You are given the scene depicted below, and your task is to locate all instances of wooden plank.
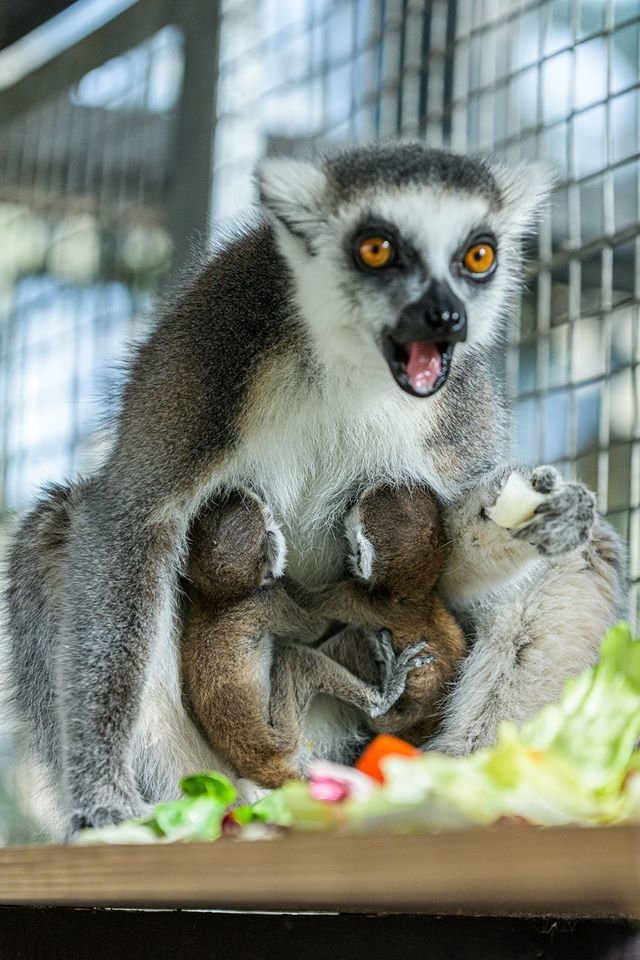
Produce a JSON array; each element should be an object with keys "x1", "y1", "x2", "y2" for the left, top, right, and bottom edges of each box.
[{"x1": 0, "y1": 825, "x2": 638, "y2": 916}]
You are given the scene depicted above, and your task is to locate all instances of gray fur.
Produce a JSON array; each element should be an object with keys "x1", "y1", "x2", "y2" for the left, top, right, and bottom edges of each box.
[
  {"x1": 3, "y1": 140, "x2": 619, "y2": 835},
  {"x1": 429, "y1": 465, "x2": 628, "y2": 755}
]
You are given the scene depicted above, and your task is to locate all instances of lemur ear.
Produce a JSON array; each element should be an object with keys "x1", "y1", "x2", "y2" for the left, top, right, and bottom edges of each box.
[
  {"x1": 489, "y1": 159, "x2": 556, "y2": 233},
  {"x1": 256, "y1": 157, "x2": 328, "y2": 241}
]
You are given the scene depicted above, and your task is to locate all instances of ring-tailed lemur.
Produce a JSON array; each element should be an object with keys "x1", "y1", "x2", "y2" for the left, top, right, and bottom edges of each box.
[{"x1": 5, "y1": 141, "x2": 626, "y2": 837}]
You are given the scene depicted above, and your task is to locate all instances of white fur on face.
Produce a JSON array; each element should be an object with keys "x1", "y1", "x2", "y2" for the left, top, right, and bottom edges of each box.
[{"x1": 272, "y1": 182, "x2": 525, "y2": 390}]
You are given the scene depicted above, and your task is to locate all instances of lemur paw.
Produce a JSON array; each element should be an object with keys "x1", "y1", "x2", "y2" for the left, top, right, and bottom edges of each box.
[
  {"x1": 68, "y1": 780, "x2": 146, "y2": 838},
  {"x1": 344, "y1": 503, "x2": 376, "y2": 581},
  {"x1": 366, "y1": 631, "x2": 432, "y2": 718},
  {"x1": 512, "y1": 470, "x2": 596, "y2": 556}
]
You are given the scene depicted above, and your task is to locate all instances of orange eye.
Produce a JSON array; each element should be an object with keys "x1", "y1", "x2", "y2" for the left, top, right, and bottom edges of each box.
[
  {"x1": 463, "y1": 241, "x2": 496, "y2": 275},
  {"x1": 357, "y1": 236, "x2": 394, "y2": 269}
]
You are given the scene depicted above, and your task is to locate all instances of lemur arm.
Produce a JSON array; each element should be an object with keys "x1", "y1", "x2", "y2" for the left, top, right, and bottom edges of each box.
[
  {"x1": 438, "y1": 466, "x2": 559, "y2": 609},
  {"x1": 428, "y1": 468, "x2": 627, "y2": 756},
  {"x1": 282, "y1": 578, "x2": 392, "y2": 631},
  {"x1": 265, "y1": 584, "x2": 426, "y2": 719}
]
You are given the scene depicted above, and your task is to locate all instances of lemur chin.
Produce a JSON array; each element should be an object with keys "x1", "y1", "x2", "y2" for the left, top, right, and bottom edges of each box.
[{"x1": 6, "y1": 141, "x2": 624, "y2": 840}]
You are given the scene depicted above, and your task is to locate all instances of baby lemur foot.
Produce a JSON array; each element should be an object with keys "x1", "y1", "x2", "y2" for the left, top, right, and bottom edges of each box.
[
  {"x1": 511, "y1": 466, "x2": 596, "y2": 556},
  {"x1": 365, "y1": 631, "x2": 432, "y2": 718}
]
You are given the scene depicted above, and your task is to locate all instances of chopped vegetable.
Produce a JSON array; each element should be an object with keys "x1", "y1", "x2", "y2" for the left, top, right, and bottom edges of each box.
[
  {"x1": 78, "y1": 624, "x2": 640, "y2": 844},
  {"x1": 487, "y1": 471, "x2": 548, "y2": 529},
  {"x1": 355, "y1": 734, "x2": 421, "y2": 782}
]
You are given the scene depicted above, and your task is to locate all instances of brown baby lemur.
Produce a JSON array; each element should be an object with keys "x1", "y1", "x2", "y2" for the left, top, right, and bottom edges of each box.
[{"x1": 181, "y1": 484, "x2": 466, "y2": 788}]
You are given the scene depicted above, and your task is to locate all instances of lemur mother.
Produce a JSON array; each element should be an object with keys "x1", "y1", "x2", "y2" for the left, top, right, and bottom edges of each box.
[{"x1": 7, "y1": 142, "x2": 626, "y2": 836}]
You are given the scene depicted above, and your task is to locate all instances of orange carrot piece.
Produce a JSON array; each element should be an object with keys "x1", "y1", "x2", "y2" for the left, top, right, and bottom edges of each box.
[{"x1": 355, "y1": 734, "x2": 421, "y2": 783}]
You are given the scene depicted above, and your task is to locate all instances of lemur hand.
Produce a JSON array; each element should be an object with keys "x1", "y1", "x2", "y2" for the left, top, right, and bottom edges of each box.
[
  {"x1": 510, "y1": 465, "x2": 596, "y2": 556},
  {"x1": 365, "y1": 631, "x2": 432, "y2": 718}
]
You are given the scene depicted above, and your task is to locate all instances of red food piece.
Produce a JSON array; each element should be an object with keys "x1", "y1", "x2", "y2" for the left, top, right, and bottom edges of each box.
[{"x1": 355, "y1": 734, "x2": 421, "y2": 783}]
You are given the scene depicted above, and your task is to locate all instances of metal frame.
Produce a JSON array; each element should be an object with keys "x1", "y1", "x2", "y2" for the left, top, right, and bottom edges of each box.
[{"x1": 0, "y1": 0, "x2": 220, "y2": 514}]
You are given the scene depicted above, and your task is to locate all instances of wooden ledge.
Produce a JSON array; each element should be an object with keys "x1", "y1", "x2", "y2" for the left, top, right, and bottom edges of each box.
[{"x1": 0, "y1": 825, "x2": 638, "y2": 916}]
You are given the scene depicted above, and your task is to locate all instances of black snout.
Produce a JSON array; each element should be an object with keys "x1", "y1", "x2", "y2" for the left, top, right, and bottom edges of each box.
[{"x1": 395, "y1": 280, "x2": 467, "y2": 344}]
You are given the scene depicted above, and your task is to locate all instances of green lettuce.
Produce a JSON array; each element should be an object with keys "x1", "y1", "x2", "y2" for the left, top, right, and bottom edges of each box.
[{"x1": 78, "y1": 623, "x2": 640, "y2": 843}]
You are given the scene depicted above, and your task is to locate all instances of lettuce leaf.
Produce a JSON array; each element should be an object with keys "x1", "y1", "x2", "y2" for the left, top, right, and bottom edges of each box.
[{"x1": 78, "y1": 624, "x2": 640, "y2": 843}]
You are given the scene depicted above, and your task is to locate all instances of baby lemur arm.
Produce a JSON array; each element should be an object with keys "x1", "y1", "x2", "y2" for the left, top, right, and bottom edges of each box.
[{"x1": 284, "y1": 579, "x2": 392, "y2": 633}]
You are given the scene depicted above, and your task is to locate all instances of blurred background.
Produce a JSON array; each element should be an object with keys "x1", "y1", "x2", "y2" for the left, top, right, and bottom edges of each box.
[{"x1": 0, "y1": 0, "x2": 638, "y2": 839}]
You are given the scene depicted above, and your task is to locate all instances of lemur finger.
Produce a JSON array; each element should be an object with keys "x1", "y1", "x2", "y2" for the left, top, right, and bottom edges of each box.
[
  {"x1": 396, "y1": 640, "x2": 430, "y2": 668},
  {"x1": 530, "y1": 465, "x2": 560, "y2": 494},
  {"x1": 409, "y1": 654, "x2": 436, "y2": 668}
]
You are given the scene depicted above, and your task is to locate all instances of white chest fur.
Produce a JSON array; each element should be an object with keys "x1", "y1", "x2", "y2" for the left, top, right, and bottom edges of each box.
[{"x1": 219, "y1": 358, "x2": 440, "y2": 584}]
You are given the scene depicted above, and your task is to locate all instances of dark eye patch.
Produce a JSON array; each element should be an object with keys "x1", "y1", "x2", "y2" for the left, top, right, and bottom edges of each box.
[{"x1": 348, "y1": 218, "x2": 423, "y2": 276}]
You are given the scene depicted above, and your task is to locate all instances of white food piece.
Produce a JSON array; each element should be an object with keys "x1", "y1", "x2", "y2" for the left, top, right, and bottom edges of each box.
[{"x1": 487, "y1": 471, "x2": 550, "y2": 529}]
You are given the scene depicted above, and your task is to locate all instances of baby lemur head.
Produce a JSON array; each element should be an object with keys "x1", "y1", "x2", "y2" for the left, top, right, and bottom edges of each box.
[
  {"x1": 257, "y1": 141, "x2": 552, "y2": 398},
  {"x1": 186, "y1": 492, "x2": 270, "y2": 603},
  {"x1": 347, "y1": 484, "x2": 447, "y2": 597}
]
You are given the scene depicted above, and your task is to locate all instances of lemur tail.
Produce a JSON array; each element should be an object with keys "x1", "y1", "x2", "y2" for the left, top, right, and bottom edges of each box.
[{"x1": 4, "y1": 480, "x2": 89, "y2": 772}]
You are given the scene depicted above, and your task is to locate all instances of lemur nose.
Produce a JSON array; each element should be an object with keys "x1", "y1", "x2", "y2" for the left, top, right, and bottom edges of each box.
[
  {"x1": 421, "y1": 280, "x2": 467, "y2": 341},
  {"x1": 393, "y1": 279, "x2": 468, "y2": 344},
  {"x1": 429, "y1": 306, "x2": 464, "y2": 335}
]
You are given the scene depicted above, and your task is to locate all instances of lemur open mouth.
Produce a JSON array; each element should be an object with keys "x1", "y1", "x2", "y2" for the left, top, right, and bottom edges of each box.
[{"x1": 384, "y1": 336, "x2": 454, "y2": 398}]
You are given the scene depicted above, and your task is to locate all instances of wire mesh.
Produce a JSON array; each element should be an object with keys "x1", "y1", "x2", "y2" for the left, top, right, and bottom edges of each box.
[
  {"x1": 0, "y1": 7, "x2": 189, "y2": 843},
  {"x1": 0, "y1": 24, "x2": 183, "y2": 513},
  {"x1": 212, "y1": 0, "x2": 640, "y2": 621}
]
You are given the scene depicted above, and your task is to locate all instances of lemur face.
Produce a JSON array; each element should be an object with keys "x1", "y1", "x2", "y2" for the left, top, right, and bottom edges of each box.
[{"x1": 258, "y1": 142, "x2": 552, "y2": 398}]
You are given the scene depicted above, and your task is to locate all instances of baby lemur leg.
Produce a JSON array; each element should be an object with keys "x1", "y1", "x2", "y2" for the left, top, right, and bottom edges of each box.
[
  {"x1": 428, "y1": 465, "x2": 628, "y2": 755},
  {"x1": 182, "y1": 489, "x2": 427, "y2": 789}
]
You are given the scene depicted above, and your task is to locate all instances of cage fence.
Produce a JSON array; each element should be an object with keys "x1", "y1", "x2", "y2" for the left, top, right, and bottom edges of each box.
[
  {"x1": 0, "y1": 0, "x2": 639, "y2": 838},
  {"x1": 0, "y1": 27, "x2": 180, "y2": 512},
  {"x1": 0, "y1": 0, "x2": 218, "y2": 518}
]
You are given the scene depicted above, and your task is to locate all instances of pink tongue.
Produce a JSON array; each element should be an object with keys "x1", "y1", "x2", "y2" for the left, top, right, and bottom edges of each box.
[{"x1": 405, "y1": 342, "x2": 442, "y2": 392}]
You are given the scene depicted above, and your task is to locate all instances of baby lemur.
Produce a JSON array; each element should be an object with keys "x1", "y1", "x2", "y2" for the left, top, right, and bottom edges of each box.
[
  {"x1": 181, "y1": 487, "x2": 437, "y2": 788},
  {"x1": 182, "y1": 484, "x2": 465, "y2": 787},
  {"x1": 6, "y1": 141, "x2": 628, "y2": 836}
]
